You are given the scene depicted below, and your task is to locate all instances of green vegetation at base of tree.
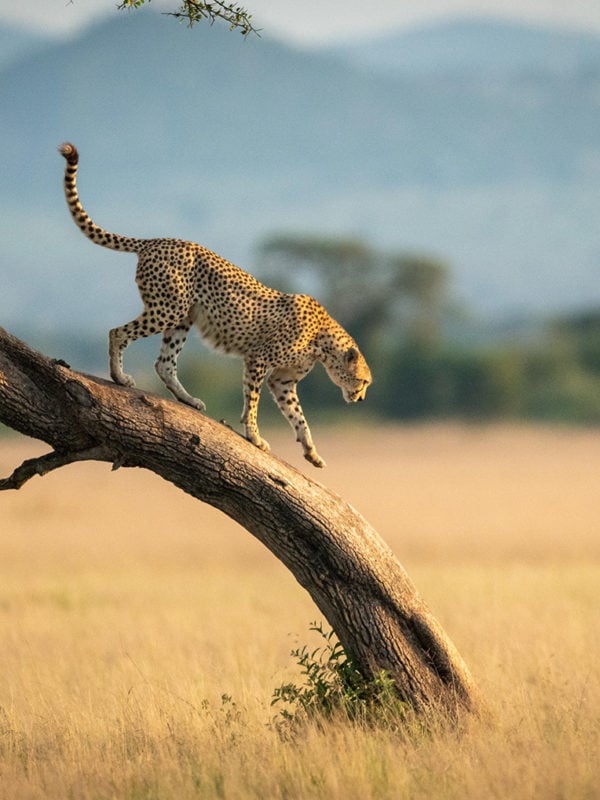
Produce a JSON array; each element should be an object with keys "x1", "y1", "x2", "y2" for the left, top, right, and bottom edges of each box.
[{"x1": 271, "y1": 622, "x2": 407, "y2": 735}]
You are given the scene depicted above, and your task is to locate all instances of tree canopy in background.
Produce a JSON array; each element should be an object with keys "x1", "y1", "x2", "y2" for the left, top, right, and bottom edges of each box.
[
  {"x1": 257, "y1": 234, "x2": 449, "y2": 355},
  {"x1": 253, "y1": 234, "x2": 600, "y2": 424}
]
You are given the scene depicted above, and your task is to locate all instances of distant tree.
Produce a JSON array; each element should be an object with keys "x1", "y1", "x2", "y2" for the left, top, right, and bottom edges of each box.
[
  {"x1": 391, "y1": 254, "x2": 449, "y2": 351},
  {"x1": 257, "y1": 234, "x2": 450, "y2": 354},
  {"x1": 551, "y1": 309, "x2": 600, "y2": 375},
  {"x1": 117, "y1": 0, "x2": 258, "y2": 36},
  {"x1": 258, "y1": 235, "x2": 380, "y2": 343}
]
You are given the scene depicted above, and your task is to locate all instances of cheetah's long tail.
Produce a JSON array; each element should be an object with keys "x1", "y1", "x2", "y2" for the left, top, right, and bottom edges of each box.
[{"x1": 58, "y1": 142, "x2": 144, "y2": 253}]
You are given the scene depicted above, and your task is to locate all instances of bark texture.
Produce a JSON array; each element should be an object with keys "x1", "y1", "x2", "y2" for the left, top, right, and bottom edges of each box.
[{"x1": 0, "y1": 328, "x2": 483, "y2": 719}]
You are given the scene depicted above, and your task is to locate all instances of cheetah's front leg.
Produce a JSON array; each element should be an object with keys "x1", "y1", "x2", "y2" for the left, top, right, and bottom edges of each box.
[
  {"x1": 268, "y1": 368, "x2": 326, "y2": 468},
  {"x1": 241, "y1": 359, "x2": 270, "y2": 453}
]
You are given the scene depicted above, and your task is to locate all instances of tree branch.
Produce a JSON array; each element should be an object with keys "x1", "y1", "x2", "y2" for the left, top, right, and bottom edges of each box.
[
  {"x1": 118, "y1": 0, "x2": 260, "y2": 37},
  {"x1": 0, "y1": 327, "x2": 483, "y2": 720},
  {"x1": 0, "y1": 445, "x2": 116, "y2": 490}
]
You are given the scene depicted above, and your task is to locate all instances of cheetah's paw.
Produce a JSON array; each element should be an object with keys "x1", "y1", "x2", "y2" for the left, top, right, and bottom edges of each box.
[
  {"x1": 246, "y1": 434, "x2": 271, "y2": 453},
  {"x1": 188, "y1": 397, "x2": 207, "y2": 412},
  {"x1": 113, "y1": 372, "x2": 136, "y2": 388},
  {"x1": 304, "y1": 449, "x2": 326, "y2": 468}
]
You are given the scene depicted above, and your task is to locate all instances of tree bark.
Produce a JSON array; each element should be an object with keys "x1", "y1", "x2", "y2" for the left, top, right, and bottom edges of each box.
[{"x1": 0, "y1": 327, "x2": 483, "y2": 719}]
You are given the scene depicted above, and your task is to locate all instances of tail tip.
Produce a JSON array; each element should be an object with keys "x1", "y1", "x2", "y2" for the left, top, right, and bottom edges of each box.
[{"x1": 58, "y1": 142, "x2": 79, "y2": 165}]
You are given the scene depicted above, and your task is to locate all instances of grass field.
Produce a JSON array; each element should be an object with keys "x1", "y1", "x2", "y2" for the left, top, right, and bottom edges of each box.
[{"x1": 1, "y1": 424, "x2": 599, "y2": 799}]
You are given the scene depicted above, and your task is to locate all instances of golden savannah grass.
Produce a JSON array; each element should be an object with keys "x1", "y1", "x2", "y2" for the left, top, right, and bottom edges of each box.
[{"x1": 0, "y1": 424, "x2": 599, "y2": 799}]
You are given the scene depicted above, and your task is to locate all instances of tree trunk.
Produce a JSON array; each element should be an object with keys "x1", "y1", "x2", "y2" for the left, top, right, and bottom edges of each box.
[{"x1": 0, "y1": 327, "x2": 482, "y2": 719}]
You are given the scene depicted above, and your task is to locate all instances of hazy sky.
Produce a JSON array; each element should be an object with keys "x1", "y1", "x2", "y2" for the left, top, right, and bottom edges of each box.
[{"x1": 1, "y1": 0, "x2": 600, "y2": 43}]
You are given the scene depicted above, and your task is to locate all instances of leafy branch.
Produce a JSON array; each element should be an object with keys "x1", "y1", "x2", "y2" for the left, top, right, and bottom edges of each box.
[
  {"x1": 118, "y1": 0, "x2": 260, "y2": 36},
  {"x1": 271, "y1": 622, "x2": 407, "y2": 733}
]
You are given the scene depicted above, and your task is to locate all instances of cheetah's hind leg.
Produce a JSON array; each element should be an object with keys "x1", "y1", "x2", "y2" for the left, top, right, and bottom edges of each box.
[
  {"x1": 155, "y1": 319, "x2": 206, "y2": 411},
  {"x1": 110, "y1": 309, "x2": 181, "y2": 388},
  {"x1": 109, "y1": 320, "x2": 143, "y2": 388}
]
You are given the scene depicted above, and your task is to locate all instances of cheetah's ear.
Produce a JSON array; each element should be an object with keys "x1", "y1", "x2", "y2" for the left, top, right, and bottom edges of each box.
[{"x1": 344, "y1": 347, "x2": 359, "y2": 366}]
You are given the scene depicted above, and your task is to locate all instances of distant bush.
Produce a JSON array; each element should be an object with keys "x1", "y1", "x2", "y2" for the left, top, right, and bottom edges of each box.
[
  {"x1": 525, "y1": 370, "x2": 600, "y2": 423},
  {"x1": 379, "y1": 346, "x2": 526, "y2": 420}
]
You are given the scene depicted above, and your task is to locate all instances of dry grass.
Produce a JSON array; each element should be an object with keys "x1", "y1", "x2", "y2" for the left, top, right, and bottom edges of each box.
[{"x1": 1, "y1": 424, "x2": 599, "y2": 799}]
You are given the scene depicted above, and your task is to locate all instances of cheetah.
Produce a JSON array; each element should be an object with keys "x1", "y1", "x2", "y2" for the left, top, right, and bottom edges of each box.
[{"x1": 58, "y1": 143, "x2": 372, "y2": 467}]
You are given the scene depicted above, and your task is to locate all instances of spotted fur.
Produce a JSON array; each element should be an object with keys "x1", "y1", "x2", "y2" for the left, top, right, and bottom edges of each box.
[{"x1": 58, "y1": 142, "x2": 372, "y2": 467}]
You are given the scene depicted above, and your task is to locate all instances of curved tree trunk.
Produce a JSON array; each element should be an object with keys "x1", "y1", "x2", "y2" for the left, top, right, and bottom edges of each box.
[{"x1": 0, "y1": 327, "x2": 483, "y2": 719}]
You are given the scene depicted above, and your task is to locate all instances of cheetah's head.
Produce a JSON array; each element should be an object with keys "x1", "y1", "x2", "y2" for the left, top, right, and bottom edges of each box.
[{"x1": 326, "y1": 345, "x2": 372, "y2": 404}]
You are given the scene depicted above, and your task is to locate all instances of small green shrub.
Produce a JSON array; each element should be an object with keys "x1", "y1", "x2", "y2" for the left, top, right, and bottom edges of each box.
[{"x1": 271, "y1": 622, "x2": 406, "y2": 732}]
